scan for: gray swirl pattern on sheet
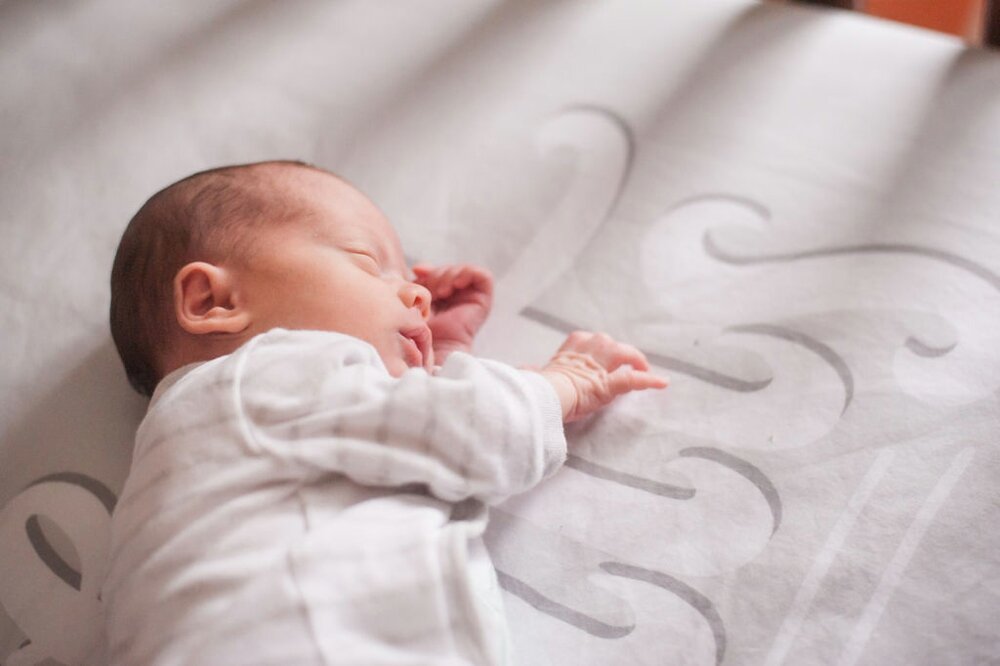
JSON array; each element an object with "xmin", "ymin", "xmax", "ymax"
[
  {"xmin": 24, "ymin": 473, "xmax": 117, "ymax": 592},
  {"xmin": 1, "ymin": 472, "xmax": 116, "ymax": 665},
  {"xmin": 680, "ymin": 447, "xmax": 782, "ymax": 535},
  {"xmin": 601, "ymin": 561, "xmax": 726, "ymax": 666},
  {"xmin": 497, "ymin": 555, "xmax": 727, "ymax": 664},
  {"xmin": 558, "ymin": 103, "xmax": 637, "ymax": 211},
  {"xmin": 28, "ymin": 472, "xmax": 117, "ymax": 514},
  {"xmin": 904, "ymin": 337, "xmax": 957, "ymax": 358},
  {"xmin": 25, "ymin": 516, "xmax": 81, "ymax": 591},
  {"xmin": 727, "ymin": 323, "xmax": 855, "ymax": 415},
  {"xmin": 496, "ymin": 570, "xmax": 635, "ymax": 639},
  {"xmin": 703, "ymin": 232, "xmax": 1000, "ymax": 293},
  {"xmin": 564, "ymin": 454, "xmax": 695, "ymax": 499}
]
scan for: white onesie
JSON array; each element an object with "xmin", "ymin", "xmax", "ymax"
[{"xmin": 102, "ymin": 328, "xmax": 567, "ymax": 665}]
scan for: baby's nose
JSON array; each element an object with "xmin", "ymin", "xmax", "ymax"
[{"xmin": 399, "ymin": 282, "xmax": 432, "ymax": 320}]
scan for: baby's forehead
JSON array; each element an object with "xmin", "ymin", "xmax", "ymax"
[{"xmin": 272, "ymin": 167, "xmax": 412, "ymax": 278}]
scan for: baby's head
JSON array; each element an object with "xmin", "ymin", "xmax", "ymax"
[{"xmin": 110, "ymin": 160, "xmax": 433, "ymax": 397}]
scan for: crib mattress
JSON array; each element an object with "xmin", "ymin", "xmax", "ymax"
[{"xmin": 2, "ymin": 1, "xmax": 999, "ymax": 664}]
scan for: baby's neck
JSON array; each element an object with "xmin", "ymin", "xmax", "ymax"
[{"xmin": 159, "ymin": 330, "xmax": 253, "ymax": 384}]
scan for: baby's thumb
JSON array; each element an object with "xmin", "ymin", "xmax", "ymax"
[
  {"xmin": 608, "ymin": 367, "xmax": 669, "ymax": 395},
  {"xmin": 412, "ymin": 264, "xmax": 442, "ymax": 283}
]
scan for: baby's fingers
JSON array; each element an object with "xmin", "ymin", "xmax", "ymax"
[
  {"xmin": 412, "ymin": 264, "xmax": 439, "ymax": 278},
  {"xmin": 414, "ymin": 264, "xmax": 457, "ymax": 299},
  {"xmin": 607, "ymin": 367, "xmax": 669, "ymax": 396},
  {"xmin": 412, "ymin": 264, "xmax": 443, "ymax": 290},
  {"xmin": 454, "ymin": 264, "xmax": 494, "ymax": 295},
  {"xmin": 606, "ymin": 343, "xmax": 651, "ymax": 374},
  {"xmin": 413, "ymin": 264, "xmax": 493, "ymax": 300}
]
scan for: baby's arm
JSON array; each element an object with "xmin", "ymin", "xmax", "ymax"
[
  {"xmin": 237, "ymin": 330, "xmax": 562, "ymax": 506},
  {"xmin": 237, "ymin": 330, "xmax": 666, "ymax": 507}
]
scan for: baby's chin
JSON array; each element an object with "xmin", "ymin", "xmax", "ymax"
[{"xmin": 385, "ymin": 354, "xmax": 419, "ymax": 377}]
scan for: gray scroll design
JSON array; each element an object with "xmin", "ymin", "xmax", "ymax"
[
  {"xmin": 565, "ymin": 455, "xmax": 695, "ymax": 500},
  {"xmin": 496, "ymin": 563, "xmax": 726, "ymax": 666},
  {"xmin": 25, "ymin": 515, "xmax": 81, "ymax": 592},
  {"xmin": 557, "ymin": 103, "xmax": 637, "ymax": 212},
  {"xmin": 727, "ymin": 323, "xmax": 855, "ymax": 415},
  {"xmin": 28, "ymin": 472, "xmax": 117, "ymax": 513},
  {"xmin": 567, "ymin": 447, "xmax": 782, "ymax": 536},
  {"xmin": 22, "ymin": 473, "xmax": 117, "ymax": 592},
  {"xmin": 703, "ymin": 231, "xmax": 995, "ymax": 370},
  {"xmin": 703, "ymin": 232, "xmax": 1000, "ymax": 293},
  {"xmin": 495, "ymin": 570, "xmax": 635, "ymax": 639},
  {"xmin": 601, "ymin": 562, "xmax": 726, "ymax": 666},
  {"xmin": 679, "ymin": 447, "xmax": 783, "ymax": 535},
  {"xmin": 905, "ymin": 337, "xmax": 957, "ymax": 358}
]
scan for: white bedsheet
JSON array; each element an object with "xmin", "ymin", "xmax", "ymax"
[{"xmin": 2, "ymin": 1, "xmax": 999, "ymax": 664}]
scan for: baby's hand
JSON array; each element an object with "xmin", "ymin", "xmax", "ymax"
[
  {"xmin": 412, "ymin": 263, "xmax": 494, "ymax": 360},
  {"xmin": 538, "ymin": 332, "xmax": 668, "ymax": 423}
]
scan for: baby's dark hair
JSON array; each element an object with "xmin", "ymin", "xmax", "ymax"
[{"xmin": 110, "ymin": 159, "xmax": 325, "ymax": 397}]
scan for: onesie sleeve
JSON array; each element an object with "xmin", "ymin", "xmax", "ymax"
[{"xmin": 233, "ymin": 329, "xmax": 567, "ymax": 505}]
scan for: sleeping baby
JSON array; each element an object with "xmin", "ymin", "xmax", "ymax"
[{"xmin": 103, "ymin": 160, "xmax": 668, "ymax": 665}]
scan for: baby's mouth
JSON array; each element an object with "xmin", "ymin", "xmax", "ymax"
[{"xmin": 400, "ymin": 326, "xmax": 433, "ymax": 370}]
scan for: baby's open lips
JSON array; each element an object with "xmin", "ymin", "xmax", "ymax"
[{"xmin": 400, "ymin": 325, "xmax": 433, "ymax": 370}]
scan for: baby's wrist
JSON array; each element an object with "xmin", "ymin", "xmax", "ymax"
[
  {"xmin": 432, "ymin": 340, "xmax": 472, "ymax": 364},
  {"xmin": 539, "ymin": 352, "xmax": 610, "ymax": 422},
  {"xmin": 538, "ymin": 369, "xmax": 579, "ymax": 422}
]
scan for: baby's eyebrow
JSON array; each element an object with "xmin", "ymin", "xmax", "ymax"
[
  {"xmin": 377, "ymin": 248, "xmax": 412, "ymax": 281},
  {"xmin": 399, "ymin": 252, "xmax": 417, "ymax": 282}
]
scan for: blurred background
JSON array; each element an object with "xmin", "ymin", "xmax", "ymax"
[{"xmin": 785, "ymin": 0, "xmax": 997, "ymax": 45}]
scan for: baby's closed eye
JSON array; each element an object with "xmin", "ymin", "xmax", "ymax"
[{"xmin": 348, "ymin": 251, "xmax": 380, "ymax": 274}]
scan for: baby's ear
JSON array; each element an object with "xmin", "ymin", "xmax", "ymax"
[{"xmin": 173, "ymin": 262, "xmax": 250, "ymax": 335}]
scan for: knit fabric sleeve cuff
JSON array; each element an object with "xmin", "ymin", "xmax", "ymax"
[{"xmin": 519, "ymin": 369, "xmax": 568, "ymax": 478}]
